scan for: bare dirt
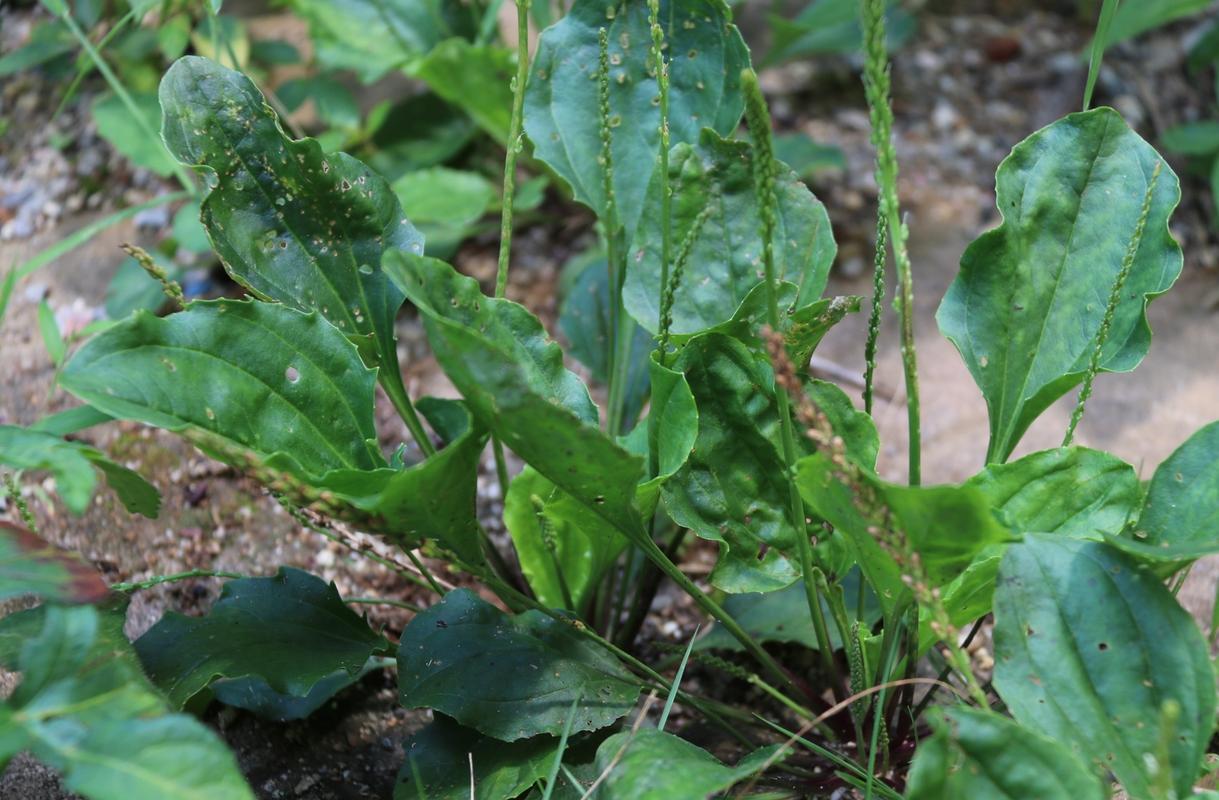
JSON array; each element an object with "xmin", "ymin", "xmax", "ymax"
[{"xmin": 2, "ymin": 1, "xmax": 1218, "ymax": 798}]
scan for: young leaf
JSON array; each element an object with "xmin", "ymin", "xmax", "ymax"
[
  {"xmin": 0, "ymin": 424, "xmax": 160, "ymax": 517},
  {"xmin": 395, "ymin": 714, "xmax": 558, "ymax": 800},
  {"xmin": 992, "ymin": 535, "xmax": 1216, "ymax": 798},
  {"xmin": 158, "ymin": 56, "xmax": 424, "ymax": 379},
  {"xmin": 523, "ymin": 0, "xmax": 750, "ymax": 237},
  {"xmin": 592, "ymin": 728, "xmax": 781, "ymax": 799},
  {"xmin": 1, "ymin": 605, "xmax": 254, "ymax": 800},
  {"xmin": 624, "ymin": 129, "xmax": 836, "ymax": 334},
  {"xmin": 397, "ymin": 589, "xmax": 639, "ymax": 741},
  {"xmin": 383, "ymin": 251, "xmax": 645, "ymax": 535},
  {"xmin": 906, "ymin": 707, "xmax": 1107, "ymax": 800},
  {"xmin": 937, "ymin": 107, "xmax": 1182, "ymax": 463},
  {"xmin": 0, "ymin": 521, "xmax": 109, "ymax": 604},
  {"xmin": 61, "ymin": 299, "xmax": 385, "ymax": 478},
  {"xmin": 1112, "ymin": 420, "xmax": 1219, "ymax": 561},
  {"xmin": 503, "ymin": 466, "xmax": 629, "ymax": 611},
  {"xmin": 134, "ymin": 567, "xmax": 387, "ymax": 710}
]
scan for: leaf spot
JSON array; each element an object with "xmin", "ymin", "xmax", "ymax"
[{"xmin": 285, "ymin": 366, "xmax": 301, "ymax": 383}]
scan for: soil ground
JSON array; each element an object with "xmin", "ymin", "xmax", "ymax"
[{"xmin": 2, "ymin": 1, "xmax": 1219, "ymax": 797}]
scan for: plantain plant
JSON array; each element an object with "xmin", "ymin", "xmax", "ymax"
[{"xmin": 2, "ymin": 0, "xmax": 1218, "ymax": 798}]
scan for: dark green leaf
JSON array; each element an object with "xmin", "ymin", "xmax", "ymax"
[
  {"xmin": 135, "ymin": 567, "xmax": 387, "ymax": 709},
  {"xmin": 1162, "ymin": 120, "xmax": 1219, "ymax": 156},
  {"xmin": 250, "ymin": 39, "xmax": 301, "ymax": 66},
  {"xmin": 1113, "ymin": 421, "xmax": 1219, "ymax": 561},
  {"xmin": 277, "ymin": 74, "xmax": 360, "ymax": 130},
  {"xmin": 397, "ymin": 589, "xmax": 639, "ymax": 740},
  {"xmin": 906, "ymin": 707, "xmax": 1107, "ymax": 800},
  {"xmin": 992, "ymin": 536, "xmax": 1216, "ymax": 798},
  {"xmin": 0, "ymin": 521, "xmax": 108, "ymax": 603},
  {"xmin": 410, "ymin": 39, "xmax": 514, "ymax": 145},
  {"xmin": 625, "ymin": 129, "xmax": 836, "ymax": 334},
  {"xmin": 937, "ymin": 107, "xmax": 1182, "ymax": 463},
  {"xmin": 384, "ymin": 252, "xmax": 645, "ymax": 537},
  {"xmin": 210, "ymin": 666, "xmax": 371, "ymax": 721},
  {"xmin": 159, "ymin": 56, "xmax": 423, "ymax": 377},
  {"xmin": 62, "ymin": 299, "xmax": 385, "ymax": 477},
  {"xmin": 523, "ymin": 0, "xmax": 750, "ymax": 237},
  {"xmin": 368, "ymin": 93, "xmax": 477, "ymax": 180},
  {"xmin": 593, "ymin": 728, "xmax": 780, "ymax": 799},
  {"xmin": 1, "ymin": 605, "xmax": 254, "ymax": 800},
  {"xmin": 92, "ymin": 92, "xmax": 178, "ymax": 176},
  {"xmin": 772, "ymin": 132, "xmax": 846, "ymax": 178},
  {"xmin": 0, "ymin": 424, "xmax": 160, "ymax": 517},
  {"xmin": 395, "ymin": 714, "xmax": 558, "ymax": 800}
]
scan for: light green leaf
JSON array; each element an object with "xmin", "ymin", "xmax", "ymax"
[
  {"xmin": 523, "ymin": 0, "xmax": 750, "ymax": 237},
  {"xmin": 397, "ymin": 589, "xmax": 639, "ymax": 740},
  {"xmin": 394, "ymin": 714, "xmax": 558, "ymax": 800},
  {"xmin": 159, "ymin": 56, "xmax": 423, "ymax": 378},
  {"xmin": 0, "ymin": 605, "xmax": 253, "ymax": 800},
  {"xmin": 992, "ymin": 535, "xmax": 1216, "ymax": 798},
  {"xmin": 0, "ymin": 20, "xmax": 74, "ymax": 77},
  {"xmin": 906, "ymin": 707, "xmax": 1107, "ymax": 800},
  {"xmin": 392, "ymin": 166, "xmax": 496, "ymax": 256},
  {"xmin": 625, "ymin": 129, "xmax": 836, "ymax": 334},
  {"xmin": 384, "ymin": 251, "xmax": 645, "ymax": 536},
  {"xmin": 0, "ymin": 424, "xmax": 160, "ymax": 517},
  {"xmin": 62, "ymin": 299, "xmax": 383, "ymax": 478},
  {"xmin": 91, "ymin": 92, "xmax": 179, "ymax": 177},
  {"xmin": 105, "ymin": 254, "xmax": 180, "ymax": 319},
  {"xmin": 593, "ymin": 728, "xmax": 781, "ymax": 799},
  {"xmin": 410, "ymin": 39, "xmax": 514, "ymax": 144},
  {"xmin": 773, "ymin": 132, "xmax": 845, "ymax": 178},
  {"xmin": 1099, "ymin": 0, "xmax": 1212, "ymax": 48},
  {"xmin": 1112, "ymin": 420, "xmax": 1219, "ymax": 561},
  {"xmin": 937, "ymin": 107, "xmax": 1182, "ymax": 463},
  {"xmin": 134, "ymin": 567, "xmax": 387, "ymax": 710},
  {"xmin": 504, "ymin": 466, "xmax": 628, "ymax": 612},
  {"xmin": 0, "ymin": 521, "xmax": 108, "ymax": 604}
]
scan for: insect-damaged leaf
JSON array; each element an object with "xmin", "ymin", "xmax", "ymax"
[
  {"xmin": 0, "ymin": 521, "xmax": 108, "ymax": 604},
  {"xmin": 906, "ymin": 707, "xmax": 1107, "ymax": 800},
  {"xmin": 135, "ymin": 567, "xmax": 387, "ymax": 710},
  {"xmin": 992, "ymin": 536, "xmax": 1216, "ymax": 798},
  {"xmin": 625, "ymin": 128, "xmax": 836, "ymax": 335},
  {"xmin": 523, "ymin": 0, "xmax": 750, "ymax": 238},
  {"xmin": 937, "ymin": 107, "xmax": 1182, "ymax": 463},
  {"xmin": 159, "ymin": 56, "xmax": 423, "ymax": 381},
  {"xmin": 384, "ymin": 251, "xmax": 645, "ymax": 538},
  {"xmin": 397, "ymin": 589, "xmax": 639, "ymax": 741}
]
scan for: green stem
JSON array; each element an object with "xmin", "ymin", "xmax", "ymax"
[
  {"xmin": 861, "ymin": 0, "xmax": 921, "ymax": 485},
  {"xmin": 111, "ymin": 568, "xmax": 246, "ymax": 592},
  {"xmin": 57, "ymin": 11, "xmax": 196, "ymax": 196},
  {"xmin": 405, "ymin": 548, "xmax": 446, "ymax": 596},
  {"xmin": 742, "ymin": 68, "xmax": 842, "ymax": 700},
  {"xmin": 380, "ymin": 370, "xmax": 435, "ymax": 458}
]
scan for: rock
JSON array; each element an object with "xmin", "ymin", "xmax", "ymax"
[{"xmin": 134, "ymin": 204, "xmax": 170, "ymax": 231}]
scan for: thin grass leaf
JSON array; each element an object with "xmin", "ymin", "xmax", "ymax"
[{"xmin": 658, "ymin": 624, "xmax": 698, "ymax": 731}]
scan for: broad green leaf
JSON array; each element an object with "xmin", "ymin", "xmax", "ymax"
[
  {"xmin": 395, "ymin": 714, "xmax": 557, "ymax": 800},
  {"xmin": 0, "ymin": 424, "xmax": 160, "ymax": 517},
  {"xmin": 62, "ymin": 299, "xmax": 385, "ymax": 477},
  {"xmin": 504, "ymin": 466, "xmax": 628, "ymax": 612},
  {"xmin": 276, "ymin": 74, "xmax": 360, "ymax": 130},
  {"xmin": 1099, "ymin": 0, "xmax": 1212, "ymax": 48},
  {"xmin": 134, "ymin": 567, "xmax": 387, "ymax": 709},
  {"xmin": 410, "ymin": 39, "xmax": 514, "ymax": 145},
  {"xmin": 384, "ymin": 252, "xmax": 645, "ymax": 536},
  {"xmin": 773, "ymin": 132, "xmax": 846, "ymax": 178},
  {"xmin": 397, "ymin": 589, "xmax": 639, "ymax": 740},
  {"xmin": 368, "ymin": 93, "xmax": 477, "ymax": 180},
  {"xmin": 91, "ymin": 92, "xmax": 178, "ymax": 177},
  {"xmin": 593, "ymin": 728, "xmax": 780, "ymax": 799},
  {"xmin": 159, "ymin": 56, "xmax": 424, "ymax": 378},
  {"xmin": 992, "ymin": 536, "xmax": 1216, "ymax": 798},
  {"xmin": 906, "ymin": 707, "xmax": 1107, "ymax": 800},
  {"xmin": 937, "ymin": 107, "xmax": 1182, "ymax": 463},
  {"xmin": 966, "ymin": 446, "xmax": 1140, "ymax": 539},
  {"xmin": 0, "ymin": 521, "xmax": 108, "ymax": 603},
  {"xmin": 558, "ymin": 249, "xmax": 652, "ymax": 431},
  {"xmin": 662, "ymin": 333, "xmax": 876, "ymax": 593},
  {"xmin": 0, "ymin": 605, "xmax": 254, "ymax": 800},
  {"xmin": 523, "ymin": 0, "xmax": 750, "ymax": 237},
  {"xmin": 763, "ymin": 0, "xmax": 914, "ymax": 65},
  {"xmin": 625, "ymin": 129, "xmax": 836, "ymax": 334},
  {"xmin": 1113, "ymin": 420, "xmax": 1219, "ymax": 561},
  {"xmin": 287, "ymin": 0, "xmax": 479, "ymax": 82},
  {"xmin": 1162, "ymin": 120, "xmax": 1219, "ymax": 156},
  {"xmin": 209, "ymin": 664, "xmax": 372, "ymax": 721},
  {"xmin": 937, "ymin": 544, "xmax": 1004, "ymax": 633},
  {"xmin": 393, "ymin": 166, "xmax": 496, "ymax": 257}
]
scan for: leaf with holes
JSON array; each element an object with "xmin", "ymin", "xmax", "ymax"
[
  {"xmin": 624, "ymin": 128, "xmax": 836, "ymax": 334},
  {"xmin": 397, "ymin": 589, "xmax": 639, "ymax": 741},
  {"xmin": 523, "ymin": 0, "xmax": 750, "ymax": 238},
  {"xmin": 0, "ymin": 521, "xmax": 108, "ymax": 604},
  {"xmin": 159, "ymin": 56, "xmax": 423, "ymax": 383},
  {"xmin": 937, "ymin": 108, "xmax": 1182, "ymax": 463},
  {"xmin": 906, "ymin": 707, "xmax": 1107, "ymax": 800},
  {"xmin": 992, "ymin": 535, "xmax": 1216, "ymax": 798},
  {"xmin": 135, "ymin": 567, "xmax": 387, "ymax": 710}
]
